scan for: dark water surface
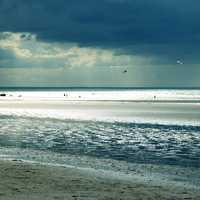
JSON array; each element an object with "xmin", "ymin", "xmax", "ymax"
[{"xmin": 0, "ymin": 115, "xmax": 199, "ymax": 167}]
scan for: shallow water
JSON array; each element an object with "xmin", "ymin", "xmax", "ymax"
[{"xmin": 0, "ymin": 115, "xmax": 199, "ymax": 167}]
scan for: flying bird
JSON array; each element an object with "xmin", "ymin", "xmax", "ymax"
[
  {"xmin": 123, "ymin": 69, "xmax": 127, "ymax": 73},
  {"xmin": 176, "ymin": 60, "xmax": 183, "ymax": 65}
]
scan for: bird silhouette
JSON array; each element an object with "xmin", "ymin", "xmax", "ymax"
[
  {"xmin": 123, "ymin": 69, "xmax": 127, "ymax": 73},
  {"xmin": 176, "ymin": 60, "xmax": 183, "ymax": 65}
]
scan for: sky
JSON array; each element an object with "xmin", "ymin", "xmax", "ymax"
[{"xmin": 0, "ymin": 0, "xmax": 200, "ymax": 87}]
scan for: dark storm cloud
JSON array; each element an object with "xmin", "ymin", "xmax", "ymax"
[
  {"xmin": 0, "ymin": 0, "xmax": 199, "ymax": 45},
  {"xmin": 0, "ymin": 0, "xmax": 200, "ymax": 66}
]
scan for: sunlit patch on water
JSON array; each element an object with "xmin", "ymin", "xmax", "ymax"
[{"xmin": 0, "ymin": 115, "xmax": 200, "ymax": 167}]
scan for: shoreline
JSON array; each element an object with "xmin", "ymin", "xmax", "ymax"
[
  {"xmin": 0, "ymin": 146, "xmax": 199, "ymax": 187},
  {"xmin": 0, "ymin": 159, "xmax": 199, "ymax": 200}
]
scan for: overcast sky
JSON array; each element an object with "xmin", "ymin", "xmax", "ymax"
[{"xmin": 0, "ymin": 0, "xmax": 200, "ymax": 87}]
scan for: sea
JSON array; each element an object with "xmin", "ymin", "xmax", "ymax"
[{"xmin": 0, "ymin": 87, "xmax": 200, "ymax": 186}]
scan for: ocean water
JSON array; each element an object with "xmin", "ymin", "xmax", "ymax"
[
  {"xmin": 0, "ymin": 89, "xmax": 200, "ymax": 182},
  {"xmin": 0, "ymin": 115, "xmax": 199, "ymax": 168}
]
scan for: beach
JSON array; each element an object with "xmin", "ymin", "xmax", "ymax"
[
  {"xmin": 0, "ymin": 159, "xmax": 200, "ymax": 200},
  {"xmin": 0, "ymin": 89, "xmax": 200, "ymax": 199}
]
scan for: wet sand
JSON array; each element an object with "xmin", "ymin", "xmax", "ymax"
[{"xmin": 0, "ymin": 160, "xmax": 199, "ymax": 200}]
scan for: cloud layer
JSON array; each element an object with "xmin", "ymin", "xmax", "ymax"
[
  {"xmin": 0, "ymin": 0, "xmax": 199, "ymax": 46},
  {"xmin": 0, "ymin": 0, "xmax": 200, "ymax": 86},
  {"xmin": 0, "ymin": 32, "xmax": 153, "ymax": 69}
]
